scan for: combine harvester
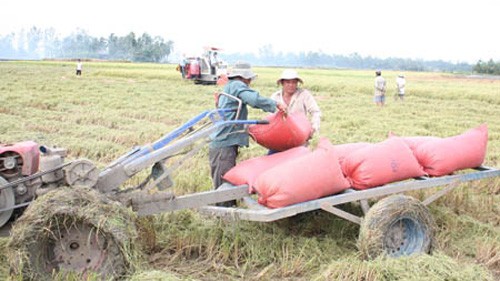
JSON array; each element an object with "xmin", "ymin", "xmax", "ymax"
[
  {"xmin": 1, "ymin": 97, "xmax": 498, "ymax": 279},
  {"xmin": 182, "ymin": 46, "xmax": 228, "ymax": 85}
]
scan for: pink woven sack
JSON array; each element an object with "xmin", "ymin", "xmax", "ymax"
[
  {"xmin": 223, "ymin": 146, "xmax": 311, "ymax": 188},
  {"xmin": 248, "ymin": 111, "xmax": 312, "ymax": 151},
  {"xmin": 254, "ymin": 141, "xmax": 350, "ymax": 208},
  {"xmin": 413, "ymin": 124, "xmax": 488, "ymax": 176},
  {"xmin": 342, "ymin": 137, "xmax": 425, "ymax": 190}
]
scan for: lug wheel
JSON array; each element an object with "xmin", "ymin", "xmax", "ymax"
[
  {"xmin": 49, "ymin": 222, "xmax": 115, "ymax": 274},
  {"xmin": 7, "ymin": 186, "xmax": 139, "ymax": 280},
  {"xmin": 358, "ymin": 195, "xmax": 435, "ymax": 259}
]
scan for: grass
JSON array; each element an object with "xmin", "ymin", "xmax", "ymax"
[{"xmin": 0, "ymin": 60, "xmax": 499, "ymax": 280}]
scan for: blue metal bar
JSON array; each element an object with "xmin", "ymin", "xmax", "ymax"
[
  {"xmin": 207, "ymin": 107, "xmax": 237, "ymax": 123},
  {"xmin": 120, "ymin": 110, "xmax": 211, "ymax": 166},
  {"xmin": 123, "ymin": 118, "xmax": 266, "ymax": 175},
  {"xmin": 214, "ymin": 119, "xmax": 269, "ymax": 126},
  {"xmin": 151, "ymin": 110, "xmax": 212, "ymax": 150}
]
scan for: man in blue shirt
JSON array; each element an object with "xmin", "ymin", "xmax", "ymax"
[{"xmin": 209, "ymin": 62, "xmax": 286, "ymax": 206}]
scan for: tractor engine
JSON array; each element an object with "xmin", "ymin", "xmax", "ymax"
[
  {"xmin": 0, "ymin": 141, "xmax": 39, "ymax": 179},
  {"xmin": 0, "ymin": 141, "xmax": 70, "ymax": 206},
  {"xmin": 0, "ymin": 141, "xmax": 41, "ymax": 205}
]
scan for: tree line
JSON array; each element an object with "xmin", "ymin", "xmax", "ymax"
[
  {"xmin": 473, "ymin": 59, "xmax": 500, "ymax": 75},
  {"xmin": 0, "ymin": 27, "xmax": 173, "ymax": 62},
  {"xmin": 1, "ymin": 27, "xmax": 498, "ymax": 74},
  {"xmin": 223, "ymin": 45, "xmax": 474, "ymax": 73}
]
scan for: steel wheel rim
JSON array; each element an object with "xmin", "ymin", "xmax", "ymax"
[
  {"xmin": 384, "ymin": 217, "xmax": 425, "ymax": 257},
  {"xmin": 49, "ymin": 223, "xmax": 109, "ymax": 273}
]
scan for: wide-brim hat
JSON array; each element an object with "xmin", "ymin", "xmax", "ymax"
[
  {"xmin": 227, "ymin": 62, "xmax": 257, "ymax": 80},
  {"xmin": 276, "ymin": 69, "xmax": 303, "ymax": 84}
]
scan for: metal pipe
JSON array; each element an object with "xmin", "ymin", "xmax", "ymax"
[
  {"xmin": 123, "ymin": 119, "xmax": 266, "ymax": 176},
  {"xmin": 119, "ymin": 110, "xmax": 211, "ymax": 166}
]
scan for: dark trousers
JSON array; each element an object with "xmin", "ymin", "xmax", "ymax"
[{"xmin": 209, "ymin": 145, "xmax": 238, "ymax": 206}]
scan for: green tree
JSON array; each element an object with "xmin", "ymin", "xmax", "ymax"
[
  {"xmin": 26, "ymin": 26, "xmax": 44, "ymax": 59},
  {"xmin": 108, "ymin": 32, "xmax": 137, "ymax": 61},
  {"xmin": 42, "ymin": 28, "xmax": 60, "ymax": 58},
  {"xmin": 0, "ymin": 33, "xmax": 17, "ymax": 58},
  {"xmin": 474, "ymin": 59, "xmax": 500, "ymax": 75},
  {"xmin": 133, "ymin": 33, "xmax": 173, "ymax": 62},
  {"xmin": 60, "ymin": 29, "xmax": 96, "ymax": 58}
]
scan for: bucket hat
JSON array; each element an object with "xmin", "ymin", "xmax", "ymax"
[
  {"xmin": 227, "ymin": 62, "xmax": 257, "ymax": 80},
  {"xmin": 276, "ymin": 69, "xmax": 303, "ymax": 85}
]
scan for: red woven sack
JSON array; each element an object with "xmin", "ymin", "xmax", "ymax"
[
  {"xmin": 222, "ymin": 146, "xmax": 310, "ymax": 188},
  {"xmin": 248, "ymin": 111, "xmax": 313, "ymax": 151},
  {"xmin": 315, "ymin": 137, "xmax": 370, "ymax": 165},
  {"xmin": 414, "ymin": 123, "xmax": 488, "ymax": 176},
  {"xmin": 388, "ymin": 132, "xmax": 441, "ymax": 151},
  {"xmin": 315, "ymin": 137, "xmax": 335, "ymax": 151},
  {"xmin": 342, "ymin": 137, "xmax": 425, "ymax": 190},
  {"xmin": 334, "ymin": 142, "xmax": 371, "ymax": 166},
  {"xmin": 254, "ymin": 144, "xmax": 350, "ymax": 208}
]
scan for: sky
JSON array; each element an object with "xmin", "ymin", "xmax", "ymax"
[{"xmin": 1, "ymin": 0, "xmax": 499, "ymax": 63}]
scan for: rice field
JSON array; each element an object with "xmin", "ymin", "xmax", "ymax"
[{"xmin": 0, "ymin": 60, "xmax": 499, "ymax": 280}]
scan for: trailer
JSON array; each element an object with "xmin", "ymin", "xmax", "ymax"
[
  {"xmin": 134, "ymin": 166, "xmax": 499, "ymax": 259},
  {"xmin": 2, "ymin": 97, "xmax": 499, "ymax": 280}
]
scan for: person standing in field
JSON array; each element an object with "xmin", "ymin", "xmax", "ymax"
[
  {"xmin": 270, "ymin": 69, "xmax": 322, "ymax": 137},
  {"xmin": 374, "ymin": 70, "xmax": 386, "ymax": 107},
  {"xmin": 395, "ymin": 73, "xmax": 406, "ymax": 102},
  {"xmin": 189, "ymin": 57, "xmax": 201, "ymax": 79},
  {"xmin": 209, "ymin": 62, "xmax": 286, "ymax": 206},
  {"xmin": 179, "ymin": 54, "xmax": 187, "ymax": 79},
  {"xmin": 76, "ymin": 59, "xmax": 82, "ymax": 76},
  {"xmin": 209, "ymin": 51, "xmax": 220, "ymax": 75}
]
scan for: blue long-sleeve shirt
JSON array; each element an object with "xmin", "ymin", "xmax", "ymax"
[{"xmin": 210, "ymin": 80, "xmax": 277, "ymax": 148}]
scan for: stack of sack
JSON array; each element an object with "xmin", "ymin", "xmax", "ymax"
[
  {"xmin": 224, "ymin": 115, "xmax": 488, "ymax": 209},
  {"xmin": 224, "ymin": 139, "xmax": 350, "ymax": 208}
]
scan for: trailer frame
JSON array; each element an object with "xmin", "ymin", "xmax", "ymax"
[{"xmin": 132, "ymin": 166, "xmax": 500, "ymax": 224}]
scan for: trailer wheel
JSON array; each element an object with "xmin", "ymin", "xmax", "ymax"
[
  {"xmin": 0, "ymin": 176, "xmax": 15, "ymax": 228},
  {"xmin": 358, "ymin": 194, "xmax": 435, "ymax": 259},
  {"xmin": 7, "ymin": 186, "xmax": 139, "ymax": 280}
]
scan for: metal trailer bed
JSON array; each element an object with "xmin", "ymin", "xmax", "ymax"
[
  {"xmin": 130, "ymin": 164, "xmax": 499, "ymax": 261},
  {"xmin": 135, "ymin": 166, "xmax": 500, "ymax": 225}
]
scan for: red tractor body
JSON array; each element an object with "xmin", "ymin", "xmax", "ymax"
[{"xmin": 0, "ymin": 141, "xmax": 40, "ymax": 179}]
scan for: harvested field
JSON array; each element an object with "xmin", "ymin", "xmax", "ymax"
[{"xmin": 0, "ymin": 61, "xmax": 499, "ymax": 280}]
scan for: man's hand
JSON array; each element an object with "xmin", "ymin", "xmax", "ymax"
[{"xmin": 276, "ymin": 101, "xmax": 287, "ymax": 113}]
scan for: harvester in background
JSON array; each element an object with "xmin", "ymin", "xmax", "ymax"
[{"xmin": 182, "ymin": 46, "xmax": 227, "ymax": 85}]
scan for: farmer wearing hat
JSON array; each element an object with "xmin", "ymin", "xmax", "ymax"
[
  {"xmin": 209, "ymin": 62, "xmax": 286, "ymax": 206},
  {"xmin": 271, "ymin": 69, "xmax": 321, "ymax": 137}
]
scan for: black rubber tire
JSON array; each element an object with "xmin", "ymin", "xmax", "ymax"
[
  {"xmin": 7, "ymin": 186, "xmax": 139, "ymax": 280},
  {"xmin": 358, "ymin": 194, "xmax": 435, "ymax": 259}
]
